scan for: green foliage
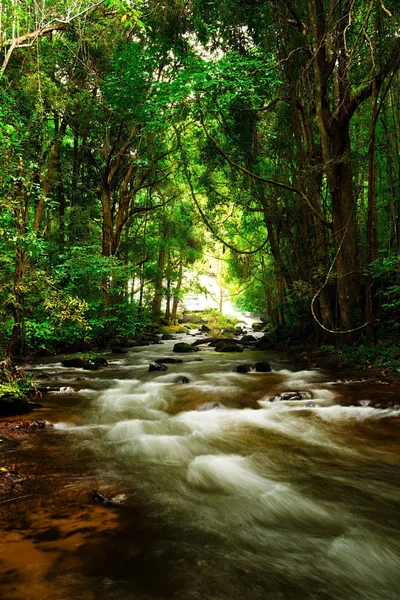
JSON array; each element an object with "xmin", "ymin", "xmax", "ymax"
[
  {"xmin": 327, "ymin": 344, "xmax": 400, "ymax": 375},
  {"xmin": 0, "ymin": 359, "xmax": 36, "ymax": 414}
]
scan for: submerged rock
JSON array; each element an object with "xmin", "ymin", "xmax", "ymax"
[
  {"xmin": 174, "ymin": 376, "xmax": 190, "ymax": 384},
  {"xmin": 268, "ymin": 391, "xmax": 314, "ymax": 402},
  {"xmin": 197, "ymin": 402, "xmax": 224, "ymax": 411},
  {"xmin": 173, "ymin": 343, "xmax": 199, "ymax": 353},
  {"xmin": 149, "ymin": 362, "xmax": 168, "ymax": 372},
  {"xmin": 92, "ymin": 489, "xmax": 116, "ymax": 507}
]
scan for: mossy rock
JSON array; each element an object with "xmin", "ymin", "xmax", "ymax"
[
  {"xmin": 0, "ymin": 388, "xmax": 31, "ymax": 416},
  {"xmin": 215, "ymin": 342, "xmax": 243, "ymax": 353},
  {"xmin": 173, "ymin": 343, "xmax": 199, "ymax": 353},
  {"xmin": 162, "ymin": 326, "xmax": 189, "ymax": 334}
]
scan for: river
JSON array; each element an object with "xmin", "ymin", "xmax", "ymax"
[{"xmin": 1, "ymin": 331, "xmax": 400, "ymax": 600}]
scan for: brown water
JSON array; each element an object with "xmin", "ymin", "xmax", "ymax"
[{"xmin": 1, "ymin": 334, "xmax": 400, "ymax": 600}]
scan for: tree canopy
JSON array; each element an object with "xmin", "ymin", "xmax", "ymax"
[{"xmin": 1, "ymin": 0, "xmax": 400, "ymax": 357}]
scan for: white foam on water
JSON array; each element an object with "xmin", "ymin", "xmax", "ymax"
[
  {"xmin": 313, "ymin": 405, "xmax": 395, "ymax": 421},
  {"xmin": 147, "ymin": 372, "xmax": 194, "ymax": 384},
  {"xmin": 50, "ymin": 386, "xmax": 76, "ymax": 394},
  {"xmin": 54, "ymin": 422, "xmax": 109, "ymax": 435},
  {"xmin": 277, "ymin": 368, "xmax": 324, "ymax": 382},
  {"xmin": 187, "ymin": 454, "xmax": 277, "ymax": 494},
  {"xmin": 28, "ymin": 362, "xmax": 63, "ymax": 370},
  {"xmin": 328, "ymin": 529, "xmax": 400, "ymax": 591},
  {"xmin": 118, "ymin": 432, "xmax": 200, "ymax": 464}
]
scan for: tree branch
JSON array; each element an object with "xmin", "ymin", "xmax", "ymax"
[{"xmin": 200, "ymin": 118, "xmax": 332, "ymax": 230}]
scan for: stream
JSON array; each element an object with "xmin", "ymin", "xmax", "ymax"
[{"xmin": 1, "ymin": 331, "xmax": 400, "ymax": 600}]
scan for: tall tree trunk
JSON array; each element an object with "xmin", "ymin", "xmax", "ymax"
[
  {"xmin": 70, "ymin": 132, "xmax": 79, "ymax": 243},
  {"xmin": 329, "ymin": 127, "xmax": 361, "ymax": 336},
  {"xmin": 365, "ymin": 80, "xmax": 379, "ymax": 343},
  {"xmin": 151, "ymin": 248, "xmax": 166, "ymax": 323},
  {"xmin": 33, "ymin": 117, "xmax": 67, "ymax": 231},
  {"xmin": 8, "ymin": 168, "xmax": 28, "ymax": 357},
  {"xmin": 171, "ymin": 256, "xmax": 183, "ymax": 325},
  {"xmin": 101, "ymin": 183, "xmax": 113, "ymax": 306},
  {"xmin": 8, "ymin": 247, "xmax": 25, "ymax": 357}
]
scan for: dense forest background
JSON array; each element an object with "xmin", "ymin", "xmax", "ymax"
[{"xmin": 1, "ymin": 0, "xmax": 400, "ymax": 363}]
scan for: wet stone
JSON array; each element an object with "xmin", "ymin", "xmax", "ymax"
[
  {"xmin": 241, "ymin": 334, "xmax": 256, "ymax": 342},
  {"xmin": 215, "ymin": 342, "xmax": 243, "ymax": 353},
  {"xmin": 254, "ymin": 361, "xmax": 272, "ymax": 373},
  {"xmin": 154, "ymin": 358, "xmax": 184, "ymax": 364},
  {"xmin": 234, "ymin": 364, "xmax": 252, "ymax": 373},
  {"xmin": 173, "ymin": 343, "xmax": 199, "ymax": 353},
  {"xmin": 197, "ymin": 402, "xmax": 224, "ymax": 411},
  {"xmin": 149, "ymin": 363, "xmax": 168, "ymax": 372},
  {"xmin": 174, "ymin": 376, "xmax": 190, "ymax": 384}
]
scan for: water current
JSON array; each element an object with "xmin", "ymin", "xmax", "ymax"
[{"xmin": 1, "ymin": 331, "xmax": 400, "ymax": 600}]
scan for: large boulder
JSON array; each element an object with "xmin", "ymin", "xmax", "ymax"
[
  {"xmin": 180, "ymin": 313, "xmax": 204, "ymax": 324},
  {"xmin": 241, "ymin": 334, "xmax": 256, "ymax": 342},
  {"xmin": 173, "ymin": 343, "xmax": 200, "ymax": 353},
  {"xmin": 254, "ymin": 361, "xmax": 272, "ymax": 373},
  {"xmin": 82, "ymin": 362, "xmax": 99, "ymax": 371},
  {"xmin": 93, "ymin": 357, "xmax": 109, "ymax": 367},
  {"xmin": 61, "ymin": 357, "xmax": 84, "ymax": 368},
  {"xmin": 234, "ymin": 364, "xmax": 251, "ymax": 373},
  {"xmin": 215, "ymin": 342, "xmax": 243, "ymax": 353}
]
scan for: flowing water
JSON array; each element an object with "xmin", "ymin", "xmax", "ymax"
[{"xmin": 1, "ymin": 333, "xmax": 400, "ymax": 600}]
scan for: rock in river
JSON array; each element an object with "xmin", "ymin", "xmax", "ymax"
[
  {"xmin": 174, "ymin": 376, "xmax": 190, "ymax": 384},
  {"xmin": 215, "ymin": 342, "xmax": 243, "ymax": 353},
  {"xmin": 154, "ymin": 358, "xmax": 184, "ymax": 364},
  {"xmin": 234, "ymin": 364, "xmax": 252, "ymax": 373},
  {"xmin": 254, "ymin": 361, "xmax": 272, "ymax": 372},
  {"xmin": 149, "ymin": 362, "xmax": 168, "ymax": 372},
  {"xmin": 173, "ymin": 343, "xmax": 199, "ymax": 353}
]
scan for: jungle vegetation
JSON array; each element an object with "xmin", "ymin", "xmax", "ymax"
[{"xmin": 1, "ymin": 0, "xmax": 400, "ymax": 361}]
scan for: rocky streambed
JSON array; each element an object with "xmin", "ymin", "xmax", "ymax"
[{"xmin": 1, "ymin": 328, "xmax": 400, "ymax": 600}]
